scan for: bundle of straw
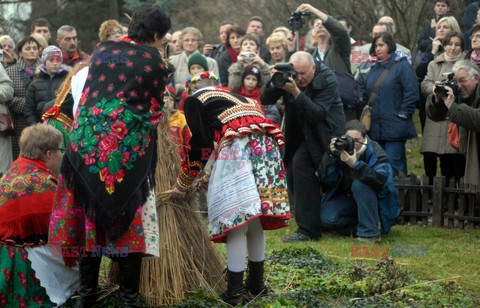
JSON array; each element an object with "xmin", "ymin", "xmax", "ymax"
[{"xmin": 109, "ymin": 112, "xmax": 225, "ymax": 306}]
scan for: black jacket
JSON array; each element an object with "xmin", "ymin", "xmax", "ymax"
[
  {"xmin": 261, "ymin": 61, "xmax": 345, "ymax": 169},
  {"xmin": 25, "ymin": 69, "xmax": 68, "ymax": 125},
  {"xmin": 217, "ymin": 49, "xmax": 233, "ymax": 87}
]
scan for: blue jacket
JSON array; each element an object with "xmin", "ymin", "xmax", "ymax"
[
  {"xmin": 364, "ymin": 54, "xmax": 419, "ymax": 141},
  {"xmin": 319, "ymin": 137, "xmax": 401, "ymax": 234}
]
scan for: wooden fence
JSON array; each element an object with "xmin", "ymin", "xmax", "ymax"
[{"xmin": 395, "ymin": 174, "xmax": 480, "ymax": 228}]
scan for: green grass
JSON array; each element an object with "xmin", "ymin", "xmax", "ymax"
[{"xmin": 264, "ymin": 219, "xmax": 480, "ymax": 295}]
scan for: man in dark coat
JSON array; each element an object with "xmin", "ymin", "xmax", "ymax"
[{"xmin": 261, "ymin": 51, "xmax": 345, "ymax": 242}]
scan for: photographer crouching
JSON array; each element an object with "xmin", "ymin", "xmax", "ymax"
[
  {"xmin": 261, "ymin": 51, "xmax": 345, "ymax": 242},
  {"xmin": 427, "ymin": 60, "xmax": 480, "ymax": 189},
  {"xmin": 319, "ymin": 120, "xmax": 401, "ymax": 243}
]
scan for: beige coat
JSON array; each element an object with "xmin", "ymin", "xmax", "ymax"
[
  {"xmin": 420, "ymin": 52, "xmax": 465, "ymax": 154},
  {"xmin": 0, "ymin": 64, "xmax": 14, "ymax": 173},
  {"xmin": 169, "ymin": 51, "xmax": 219, "ymax": 93}
]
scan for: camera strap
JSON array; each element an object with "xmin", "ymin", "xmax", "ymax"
[{"xmin": 367, "ymin": 67, "xmax": 392, "ymax": 107}]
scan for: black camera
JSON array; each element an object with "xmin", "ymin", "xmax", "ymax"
[
  {"xmin": 288, "ymin": 10, "xmax": 311, "ymax": 30},
  {"xmin": 271, "ymin": 63, "xmax": 297, "ymax": 88},
  {"xmin": 434, "ymin": 72, "xmax": 460, "ymax": 98},
  {"xmin": 334, "ymin": 135, "xmax": 355, "ymax": 155}
]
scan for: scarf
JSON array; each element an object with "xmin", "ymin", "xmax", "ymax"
[
  {"xmin": 19, "ymin": 58, "xmax": 37, "ymax": 89},
  {"xmin": 227, "ymin": 46, "xmax": 239, "ymax": 63},
  {"xmin": 356, "ymin": 138, "xmax": 368, "ymax": 159},
  {"xmin": 0, "ymin": 158, "xmax": 57, "ymax": 243},
  {"xmin": 470, "ymin": 50, "xmax": 480, "ymax": 66},
  {"xmin": 237, "ymin": 86, "xmax": 261, "ymax": 104}
]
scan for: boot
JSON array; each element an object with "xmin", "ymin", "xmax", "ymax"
[
  {"xmin": 220, "ymin": 270, "xmax": 245, "ymax": 306},
  {"xmin": 245, "ymin": 260, "xmax": 267, "ymax": 296},
  {"xmin": 75, "ymin": 253, "xmax": 102, "ymax": 308},
  {"xmin": 118, "ymin": 253, "xmax": 142, "ymax": 308}
]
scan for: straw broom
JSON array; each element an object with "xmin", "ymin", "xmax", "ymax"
[{"xmin": 109, "ymin": 111, "xmax": 225, "ymax": 306}]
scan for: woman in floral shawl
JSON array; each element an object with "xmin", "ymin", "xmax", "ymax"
[
  {"xmin": 172, "ymin": 73, "xmax": 290, "ymax": 305},
  {"xmin": 48, "ymin": 4, "xmax": 171, "ymax": 307},
  {"xmin": 0, "ymin": 124, "xmax": 78, "ymax": 307}
]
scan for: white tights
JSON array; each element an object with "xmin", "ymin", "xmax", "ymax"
[{"xmin": 226, "ymin": 217, "xmax": 265, "ymax": 272}]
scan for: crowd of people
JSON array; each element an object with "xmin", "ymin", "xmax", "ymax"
[{"xmin": 1, "ymin": 0, "xmax": 480, "ymax": 306}]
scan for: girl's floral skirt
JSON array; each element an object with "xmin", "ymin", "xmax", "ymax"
[{"xmin": 208, "ymin": 133, "xmax": 290, "ymax": 243}]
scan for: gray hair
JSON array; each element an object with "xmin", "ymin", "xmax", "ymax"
[
  {"xmin": 290, "ymin": 51, "xmax": 315, "ymax": 66},
  {"xmin": 180, "ymin": 27, "xmax": 203, "ymax": 46},
  {"xmin": 452, "ymin": 60, "xmax": 480, "ymax": 78},
  {"xmin": 20, "ymin": 124, "xmax": 63, "ymax": 160},
  {"xmin": 0, "ymin": 35, "xmax": 15, "ymax": 49},
  {"xmin": 57, "ymin": 25, "xmax": 76, "ymax": 39}
]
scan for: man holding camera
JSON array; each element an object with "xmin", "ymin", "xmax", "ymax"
[
  {"xmin": 319, "ymin": 120, "xmax": 401, "ymax": 242},
  {"xmin": 427, "ymin": 60, "xmax": 480, "ymax": 188},
  {"xmin": 261, "ymin": 51, "xmax": 345, "ymax": 242}
]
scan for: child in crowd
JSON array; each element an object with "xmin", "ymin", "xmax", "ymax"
[
  {"xmin": 236, "ymin": 65, "xmax": 280, "ymax": 124},
  {"xmin": 178, "ymin": 51, "xmax": 209, "ymax": 111},
  {"xmin": 25, "ymin": 46, "xmax": 68, "ymax": 126}
]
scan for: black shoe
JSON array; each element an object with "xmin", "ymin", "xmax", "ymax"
[
  {"xmin": 220, "ymin": 270, "xmax": 244, "ymax": 306},
  {"xmin": 118, "ymin": 253, "xmax": 142, "ymax": 308},
  {"xmin": 245, "ymin": 260, "xmax": 267, "ymax": 297},
  {"xmin": 283, "ymin": 232, "xmax": 317, "ymax": 242}
]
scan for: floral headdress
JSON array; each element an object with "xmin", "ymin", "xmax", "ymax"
[{"xmin": 184, "ymin": 71, "xmax": 220, "ymax": 89}]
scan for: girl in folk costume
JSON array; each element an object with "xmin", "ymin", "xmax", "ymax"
[
  {"xmin": 171, "ymin": 74, "xmax": 290, "ymax": 305},
  {"xmin": 48, "ymin": 4, "xmax": 171, "ymax": 307}
]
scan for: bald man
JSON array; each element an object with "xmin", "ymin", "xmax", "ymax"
[{"xmin": 261, "ymin": 51, "xmax": 346, "ymax": 242}]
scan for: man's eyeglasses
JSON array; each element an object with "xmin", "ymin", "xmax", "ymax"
[{"xmin": 456, "ymin": 76, "xmax": 474, "ymax": 85}]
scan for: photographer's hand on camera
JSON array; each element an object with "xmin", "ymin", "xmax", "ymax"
[
  {"xmin": 297, "ymin": 3, "xmax": 328, "ymax": 22},
  {"xmin": 283, "ymin": 77, "xmax": 301, "ymax": 98},
  {"xmin": 433, "ymin": 84, "xmax": 455, "ymax": 109},
  {"xmin": 339, "ymin": 149, "xmax": 357, "ymax": 167}
]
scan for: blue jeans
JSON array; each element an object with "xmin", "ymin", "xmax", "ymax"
[
  {"xmin": 378, "ymin": 141, "xmax": 407, "ymax": 177},
  {"xmin": 320, "ymin": 179, "xmax": 380, "ymax": 237}
]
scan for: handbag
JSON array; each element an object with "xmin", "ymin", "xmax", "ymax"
[
  {"xmin": 360, "ymin": 105, "xmax": 372, "ymax": 130},
  {"xmin": 360, "ymin": 67, "xmax": 392, "ymax": 131},
  {"xmin": 0, "ymin": 112, "xmax": 14, "ymax": 136},
  {"xmin": 448, "ymin": 122, "xmax": 460, "ymax": 150}
]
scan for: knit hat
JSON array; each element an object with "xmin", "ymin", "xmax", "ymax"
[
  {"xmin": 242, "ymin": 65, "xmax": 261, "ymax": 83},
  {"xmin": 187, "ymin": 51, "xmax": 208, "ymax": 72},
  {"xmin": 41, "ymin": 45, "xmax": 63, "ymax": 64}
]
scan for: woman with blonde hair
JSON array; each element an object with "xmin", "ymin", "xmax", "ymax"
[
  {"xmin": 266, "ymin": 32, "xmax": 288, "ymax": 64},
  {"xmin": 98, "ymin": 19, "xmax": 124, "ymax": 42}
]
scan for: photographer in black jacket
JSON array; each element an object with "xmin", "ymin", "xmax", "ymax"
[{"xmin": 261, "ymin": 51, "xmax": 345, "ymax": 242}]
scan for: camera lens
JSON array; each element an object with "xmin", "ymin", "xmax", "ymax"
[{"xmin": 271, "ymin": 72, "xmax": 287, "ymax": 88}]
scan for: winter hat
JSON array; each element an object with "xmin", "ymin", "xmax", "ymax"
[
  {"xmin": 41, "ymin": 45, "xmax": 63, "ymax": 64},
  {"xmin": 242, "ymin": 65, "xmax": 261, "ymax": 83},
  {"xmin": 187, "ymin": 51, "xmax": 208, "ymax": 72}
]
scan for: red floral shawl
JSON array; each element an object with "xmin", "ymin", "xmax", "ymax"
[{"xmin": 0, "ymin": 158, "xmax": 57, "ymax": 242}]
